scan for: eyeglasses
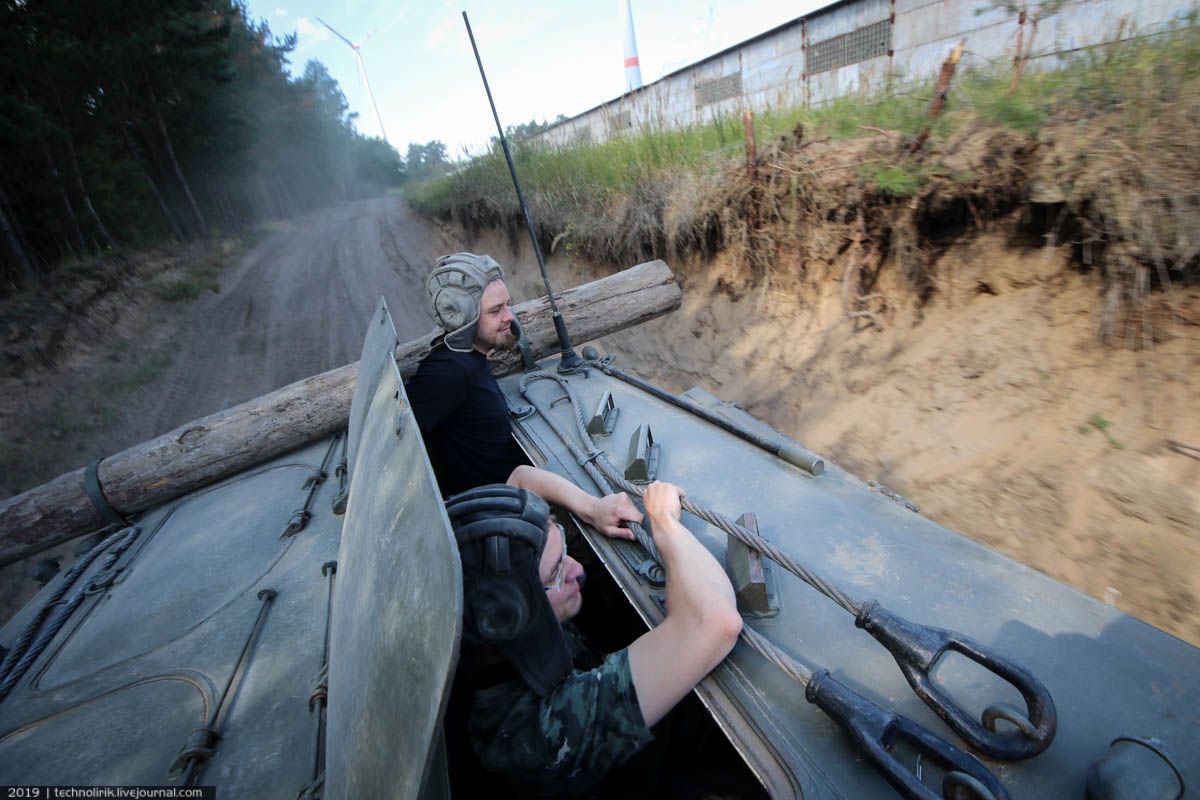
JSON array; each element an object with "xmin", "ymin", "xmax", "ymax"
[{"xmin": 544, "ymin": 523, "xmax": 567, "ymax": 592}]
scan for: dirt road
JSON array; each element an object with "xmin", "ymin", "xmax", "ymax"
[
  {"xmin": 121, "ymin": 196, "xmax": 450, "ymax": 444},
  {"xmin": 1, "ymin": 196, "xmax": 452, "ymax": 620}
]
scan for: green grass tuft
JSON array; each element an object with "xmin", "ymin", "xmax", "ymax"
[
  {"xmin": 1084, "ymin": 413, "xmax": 1125, "ymax": 448},
  {"xmin": 860, "ymin": 163, "xmax": 922, "ymax": 197}
]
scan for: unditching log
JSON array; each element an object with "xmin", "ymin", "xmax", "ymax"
[{"xmin": 0, "ymin": 259, "xmax": 682, "ymax": 566}]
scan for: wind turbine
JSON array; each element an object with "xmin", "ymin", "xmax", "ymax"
[{"xmin": 316, "ymin": 17, "xmax": 389, "ymax": 145}]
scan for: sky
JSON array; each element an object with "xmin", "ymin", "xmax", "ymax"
[{"xmin": 247, "ymin": 0, "xmax": 826, "ymax": 159}]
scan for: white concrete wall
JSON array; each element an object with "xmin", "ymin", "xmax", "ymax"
[{"xmin": 536, "ymin": 0, "xmax": 1194, "ymax": 147}]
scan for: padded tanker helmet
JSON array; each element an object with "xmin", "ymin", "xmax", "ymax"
[
  {"xmin": 445, "ymin": 484, "xmax": 572, "ymax": 697},
  {"xmin": 426, "ymin": 253, "xmax": 505, "ymax": 353}
]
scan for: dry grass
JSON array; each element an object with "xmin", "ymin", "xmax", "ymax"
[{"xmin": 411, "ymin": 19, "xmax": 1200, "ymax": 333}]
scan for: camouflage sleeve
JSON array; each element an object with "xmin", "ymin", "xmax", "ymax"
[{"xmin": 468, "ymin": 647, "xmax": 653, "ymax": 796}]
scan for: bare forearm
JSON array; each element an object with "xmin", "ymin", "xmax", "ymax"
[
  {"xmin": 627, "ymin": 504, "xmax": 742, "ymax": 725},
  {"xmin": 507, "ymin": 465, "xmax": 594, "ymax": 517},
  {"xmin": 652, "ymin": 513, "xmax": 740, "ymax": 631},
  {"xmin": 507, "ymin": 465, "xmax": 641, "ymax": 539}
]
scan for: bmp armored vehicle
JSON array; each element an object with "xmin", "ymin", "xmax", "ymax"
[{"xmin": 0, "ymin": 261, "xmax": 1195, "ymax": 799}]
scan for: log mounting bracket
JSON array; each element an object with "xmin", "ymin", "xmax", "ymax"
[
  {"xmin": 727, "ymin": 512, "xmax": 780, "ymax": 618},
  {"xmin": 84, "ymin": 458, "xmax": 128, "ymax": 528},
  {"xmin": 624, "ymin": 424, "xmax": 660, "ymax": 483}
]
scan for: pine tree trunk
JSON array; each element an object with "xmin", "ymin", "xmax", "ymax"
[
  {"xmin": 240, "ymin": 182, "xmax": 262, "ymax": 224},
  {"xmin": 199, "ymin": 175, "xmax": 225, "ymax": 235},
  {"xmin": 42, "ymin": 144, "xmax": 87, "ymax": 255},
  {"xmin": 48, "ymin": 78, "xmax": 116, "ymax": 250},
  {"xmin": 121, "ymin": 121, "xmax": 185, "ymax": 240},
  {"xmin": 149, "ymin": 86, "xmax": 209, "ymax": 238},
  {"xmin": 0, "ymin": 182, "xmax": 37, "ymax": 282},
  {"xmin": 62, "ymin": 131, "xmax": 116, "ymax": 250},
  {"xmin": 20, "ymin": 85, "xmax": 85, "ymax": 254},
  {"xmin": 212, "ymin": 185, "xmax": 235, "ymax": 232}
]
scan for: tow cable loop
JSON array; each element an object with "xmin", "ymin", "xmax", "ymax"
[
  {"xmin": 0, "ymin": 525, "xmax": 141, "ymax": 704},
  {"xmin": 519, "ymin": 369, "xmax": 1056, "ymax": 771},
  {"xmin": 84, "ymin": 458, "xmax": 128, "ymax": 528}
]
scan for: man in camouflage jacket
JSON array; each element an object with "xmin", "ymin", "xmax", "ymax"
[{"xmin": 448, "ymin": 466, "xmax": 743, "ymax": 796}]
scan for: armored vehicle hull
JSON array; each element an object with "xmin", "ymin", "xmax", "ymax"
[{"xmin": 1, "ymin": 292, "xmax": 1196, "ymax": 799}]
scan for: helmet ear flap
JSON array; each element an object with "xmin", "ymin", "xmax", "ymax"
[
  {"xmin": 468, "ymin": 574, "xmax": 531, "ymax": 642},
  {"xmin": 449, "ymin": 484, "xmax": 549, "ymax": 644},
  {"xmin": 431, "ymin": 282, "xmax": 477, "ymax": 331},
  {"xmin": 447, "ymin": 483, "xmax": 572, "ymax": 696}
]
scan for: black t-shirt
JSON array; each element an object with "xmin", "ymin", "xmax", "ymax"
[{"xmin": 407, "ymin": 342, "xmax": 526, "ymax": 497}]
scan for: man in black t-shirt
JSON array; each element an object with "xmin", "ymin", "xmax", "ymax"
[{"xmin": 407, "ymin": 253, "xmax": 528, "ymax": 497}]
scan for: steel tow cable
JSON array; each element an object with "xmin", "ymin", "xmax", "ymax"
[
  {"xmin": 520, "ymin": 369, "xmax": 1055, "ymax": 774},
  {"xmin": 521, "ymin": 374, "xmax": 664, "ymax": 570},
  {"xmin": 520, "ymin": 370, "xmax": 1008, "ymax": 800},
  {"xmin": 0, "ymin": 525, "xmax": 142, "ymax": 703}
]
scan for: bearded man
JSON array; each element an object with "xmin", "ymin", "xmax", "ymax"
[{"xmin": 407, "ymin": 252, "xmax": 528, "ymax": 497}]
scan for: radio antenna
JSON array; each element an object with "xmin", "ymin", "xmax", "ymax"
[{"xmin": 462, "ymin": 11, "xmax": 583, "ymax": 373}]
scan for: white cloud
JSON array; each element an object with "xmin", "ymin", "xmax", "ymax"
[
  {"xmin": 425, "ymin": 13, "xmax": 458, "ymax": 50},
  {"xmin": 275, "ymin": 7, "xmax": 287, "ymax": 17},
  {"xmin": 296, "ymin": 17, "xmax": 332, "ymax": 45}
]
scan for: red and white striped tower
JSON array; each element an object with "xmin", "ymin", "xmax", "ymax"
[{"xmin": 622, "ymin": 0, "xmax": 643, "ymax": 92}]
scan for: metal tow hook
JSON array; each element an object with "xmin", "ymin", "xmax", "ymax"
[
  {"xmin": 806, "ymin": 670, "xmax": 1008, "ymax": 800},
  {"xmin": 856, "ymin": 601, "xmax": 1057, "ymax": 761}
]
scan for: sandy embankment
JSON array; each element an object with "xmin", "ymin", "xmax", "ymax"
[{"xmin": 480, "ymin": 227, "xmax": 1200, "ymax": 646}]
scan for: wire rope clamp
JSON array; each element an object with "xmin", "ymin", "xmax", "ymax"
[
  {"xmin": 726, "ymin": 512, "xmax": 779, "ymax": 618},
  {"xmin": 624, "ymin": 424, "xmax": 660, "ymax": 483},
  {"xmin": 587, "ymin": 391, "xmax": 620, "ymax": 437},
  {"xmin": 855, "ymin": 601, "xmax": 1057, "ymax": 761}
]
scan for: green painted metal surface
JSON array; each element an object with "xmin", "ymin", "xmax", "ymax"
[
  {"xmin": 3, "ymin": 298, "xmax": 1197, "ymax": 799},
  {"xmin": 502, "ymin": 363, "xmax": 1200, "ymax": 799},
  {"xmin": 0, "ymin": 437, "xmax": 345, "ymax": 792},
  {"xmin": 0, "ymin": 298, "xmax": 461, "ymax": 799}
]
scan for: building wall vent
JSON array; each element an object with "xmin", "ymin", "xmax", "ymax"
[
  {"xmin": 695, "ymin": 72, "xmax": 743, "ymax": 107},
  {"xmin": 807, "ymin": 18, "xmax": 892, "ymax": 75}
]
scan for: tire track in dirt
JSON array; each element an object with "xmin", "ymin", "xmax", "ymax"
[
  {"xmin": 1, "ymin": 195, "xmax": 456, "ymax": 626},
  {"xmin": 146, "ymin": 196, "xmax": 448, "ymax": 437}
]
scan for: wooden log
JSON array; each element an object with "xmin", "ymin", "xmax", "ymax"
[{"xmin": 0, "ymin": 260, "xmax": 681, "ymax": 566}]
